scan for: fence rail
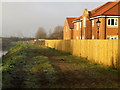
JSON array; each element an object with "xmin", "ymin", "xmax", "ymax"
[{"xmin": 45, "ymin": 40, "xmax": 119, "ymax": 69}]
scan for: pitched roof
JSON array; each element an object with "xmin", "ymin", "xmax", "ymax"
[
  {"xmin": 73, "ymin": 16, "xmax": 82, "ymax": 20},
  {"xmin": 71, "ymin": 1, "xmax": 119, "ymax": 22},
  {"xmin": 90, "ymin": 1, "xmax": 120, "ymax": 17},
  {"xmin": 66, "ymin": 18, "xmax": 76, "ymax": 29},
  {"xmin": 103, "ymin": 2, "xmax": 120, "ymax": 15}
]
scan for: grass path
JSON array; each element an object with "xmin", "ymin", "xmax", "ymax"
[{"xmin": 2, "ymin": 43, "xmax": 119, "ymax": 88}]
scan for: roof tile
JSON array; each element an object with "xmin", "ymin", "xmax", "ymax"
[
  {"xmin": 66, "ymin": 18, "xmax": 76, "ymax": 29},
  {"xmin": 90, "ymin": 2, "xmax": 119, "ymax": 17}
]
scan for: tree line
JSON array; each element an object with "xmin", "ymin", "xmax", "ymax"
[{"xmin": 35, "ymin": 25, "xmax": 63, "ymax": 40}]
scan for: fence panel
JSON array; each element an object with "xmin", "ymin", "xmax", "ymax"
[{"xmin": 45, "ymin": 40, "xmax": 118, "ymax": 69}]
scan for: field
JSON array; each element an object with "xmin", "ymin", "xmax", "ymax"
[{"xmin": 2, "ymin": 42, "xmax": 119, "ymax": 88}]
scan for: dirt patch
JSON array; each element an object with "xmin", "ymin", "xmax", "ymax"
[{"xmin": 48, "ymin": 56, "xmax": 119, "ymax": 88}]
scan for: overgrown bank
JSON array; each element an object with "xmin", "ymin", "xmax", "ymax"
[
  {"xmin": 2, "ymin": 42, "xmax": 119, "ymax": 88},
  {"xmin": 2, "ymin": 43, "xmax": 58, "ymax": 88}
]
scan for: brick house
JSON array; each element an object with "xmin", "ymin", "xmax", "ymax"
[
  {"xmin": 63, "ymin": 17, "xmax": 75, "ymax": 40},
  {"xmin": 64, "ymin": 0, "xmax": 120, "ymax": 40}
]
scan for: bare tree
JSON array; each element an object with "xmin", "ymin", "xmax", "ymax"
[
  {"xmin": 49, "ymin": 26, "xmax": 63, "ymax": 39},
  {"xmin": 35, "ymin": 27, "xmax": 46, "ymax": 39}
]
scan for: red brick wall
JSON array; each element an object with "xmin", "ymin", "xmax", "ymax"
[
  {"xmin": 82, "ymin": 19, "xmax": 85, "ymax": 39},
  {"xmin": 86, "ymin": 19, "xmax": 92, "ymax": 39},
  {"xmin": 64, "ymin": 20, "xmax": 72, "ymax": 40},
  {"xmin": 99, "ymin": 18, "xmax": 106, "ymax": 39},
  {"xmin": 73, "ymin": 22, "xmax": 81, "ymax": 39},
  {"xmin": 92, "ymin": 19, "xmax": 99, "ymax": 39}
]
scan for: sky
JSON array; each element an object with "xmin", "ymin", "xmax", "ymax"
[{"xmin": 1, "ymin": 0, "xmax": 115, "ymax": 38}]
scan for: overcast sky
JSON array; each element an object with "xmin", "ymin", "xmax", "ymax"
[{"xmin": 1, "ymin": 0, "xmax": 115, "ymax": 37}]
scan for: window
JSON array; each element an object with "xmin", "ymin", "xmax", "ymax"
[
  {"xmin": 107, "ymin": 18, "xmax": 118, "ymax": 26},
  {"xmin": 76, "ymin": 36, "xmax": 79, "ymax": 40},
  {"xmin": 107, "ymin": 36, "xmax": 118, "ymax": 39},
  {"xmin": 82, "ymin": 36, "xmax": 84, "ymax": 40},
  {"xmin": 80, "ymin": 36, "xmax": 81, "ymax": 39},
  {"xmin": 115, "ymin": 19, "xmax": 118, "ymax": 25},
  {"xmin": 111, "ymin": 19, "xmax": 114, "ymax": 25},
  {"xmin": 92, "ymin": 20, "xmax": 94, "ymax": 27},
  {"xmin": 108, "ymin": 19, "xmax": 110, "ymax": 25},
  {"xmin": 76, "ymin": 22, "xmax": 79, "ymax": 30},
  {"xmin": 83, "ymin": 17, "xmax": 86, "ymax": 27}
]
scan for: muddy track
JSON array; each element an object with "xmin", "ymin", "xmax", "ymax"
[
  {"xmin": 48, "ymin": 56, "xmax": 119, "ymax": 88},
  {"xmin": 49, "ymin": 57, "xmax": 89, "ymax": 88}
]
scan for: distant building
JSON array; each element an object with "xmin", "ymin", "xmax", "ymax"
[{"xmin": 64, "ymin": 0, "xmax": 120, "ymax": 40}]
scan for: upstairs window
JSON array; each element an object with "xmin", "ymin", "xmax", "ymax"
[
  {"xmin": 107, "ymin": 18, "xmax": 118, "ymax": 26},
  {"xmin": 83, "ymin": 17, "xmax": 86, "ymax": 27},
  {"xmin": 115, "ymin": 19, "xmax": 118, "ymax": 25},
  {"xmin": 92, "ymin": 20, "xmax": 94, "ymax": 27},
  {"xmin": 76, "ymin": 22, "xmax": 79, "ymax": 30},
  {"xmin": 108, "ymin": 19, "xmax": 110, "ymax": 25}
]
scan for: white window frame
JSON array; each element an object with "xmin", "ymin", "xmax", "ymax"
[
  {"xmin": 107, "ymin": 18, "xmax": 118, "ymax": 26},
  {"xmin": 92, "ymin": 20, "xmax": 94, "ymax": 27},
  {"xmin": 80, "ymin": 36, "xmax": 81, "ymax": 39},
  {"xmin": 76, "ymin": 22, "xmax": 79, "ymax": 30},
  {"xmin": 76, "ymin": 36, "xmax": 79, "ymax": 40},
  {"xmin": 83, "ymin": 17, "xmax": 86, "ymax": 27},
  {"xmin": 107, "ymin": 36, "xmax": 118, "ymax": 40},
  {"xmin": 82, "ymin": 36, "xmax": 84, "ymax": 40}
]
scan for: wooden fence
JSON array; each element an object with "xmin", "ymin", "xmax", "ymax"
[{"xmin": 45, "ymin": 40, "xmax": 119, "ymax": 69}]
